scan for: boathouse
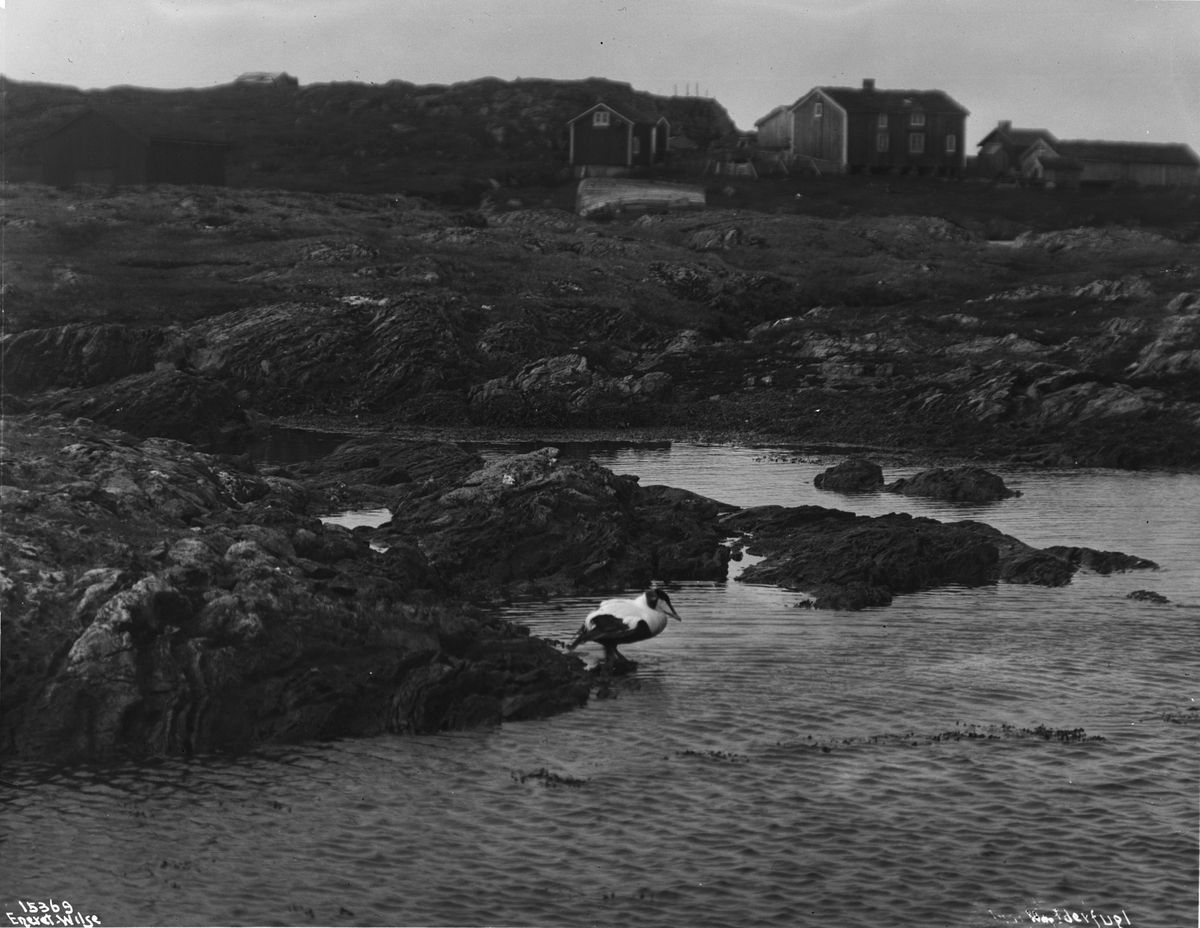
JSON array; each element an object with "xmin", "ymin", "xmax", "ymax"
[{"xmin": 1043, "ymin": 140, "xmax": 1200, "ymax": 187}]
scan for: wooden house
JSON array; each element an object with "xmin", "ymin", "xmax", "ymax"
[
  {"xmin": 1021, "ymin": 151, "xmax": 1084, "ymax": 188},
  {"xmin": 567, "ymin": 102, "xmax": 669, "ymax": 177},
  {"xmin": 753, "ymin": 106, "xmax": 792, "ymax": 149},
  {"xmin": 33, "ymin": 108, "xmax": 229, "ymax": 187},
  {"xmin": 982, "ymin": 122, "xmax": 1199, "ymax": 186},
  {"xmin": 975, "ymin": 121, "xmax": 1058, "ymax": 177},
  {"xmin": 1044, "ymin": 140, "xmax": 1200, "ymax": 187},
  {"xmin": 754, "ymin": 79, "xmax": 969, "ymax": 175}
]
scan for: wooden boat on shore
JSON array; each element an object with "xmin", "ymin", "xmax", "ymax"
[{"xmin": 575, "ymin": 177, "xmax": 706, "ymax": 218}]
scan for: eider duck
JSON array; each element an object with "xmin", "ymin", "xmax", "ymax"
[{"xmin": 568, "ymin": 588, "xmax": 681, "ymax": 668}]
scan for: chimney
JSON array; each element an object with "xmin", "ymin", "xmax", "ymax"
[
  {"xmin": 863, "ymin": 78, "xmax": 875, "ymax": 92},
  {"xmin": 999, "ymin": 120, "xmax": 1012, "ymax": 131}
]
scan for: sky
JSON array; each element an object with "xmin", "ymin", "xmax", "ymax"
[{"xmin": 3, "ymin": 0, "xmax": 1199, "ymax": 151}]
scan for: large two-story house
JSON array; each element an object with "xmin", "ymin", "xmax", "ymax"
[{"xmin": 755, "ymin": 79, "xmax": 969, "ymax": 175}]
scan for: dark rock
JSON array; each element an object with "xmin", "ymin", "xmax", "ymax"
[
  {"xmin": 884, "ymin": 465, "xmax": 1019, "ymax": 503},
  {"xmin": 722, "ymin": 504, "xmax": 1153, "ymax": 610},
  {"xmin": 298, "ymin": 437, "xmax": 481, "ymax": 485},
  {"xmin": 813, "ymin": 457, "xmax": 885, "ymax": 492},
  {"xmin": 21, "ymin": 368, "xmax": 252, "ymax": 448},
  {"xmin": 1127, "ymin": 589, "xmax": 1169, "ymax": 604},
  {"xmin": 294, "ymin": 437, "xmax": 482, "ymax": 511},
  {"xmin": 984, "ymin": 217, "xmax": 1032, "ymax": 241},
  {"xmin": 0, "ymin": 322, "xmax": 164, "ymax": 393},
  {"xmin": 689, "ymin": 228, "xmax": 742, "ymax": 251},
  {"xmin": 0, "ymin": 415, "xmax": 589, "ymax": 765},
  {"xmin": 384, "ymin": 447, "xmax": 734, "ymax": 598},
  {"xmin": 997, "ymin": 550, "xmax": 1076, "ymax": 586},
  {"xmin": 1044, "ymin": 546, "xmax": 1159, "ymax": 574},
  {"xmin": 468, "ymin": 354, "xmax": 673, "ymax": 428}
]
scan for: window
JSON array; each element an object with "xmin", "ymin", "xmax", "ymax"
[
  {"xmin": 877, "ymin": 114, "xmax": 888, "ymax": 129},
  {"xmin": 632, "ymin": 137, "xmax": 641, "ymax": 156},
  {"xmin": 908, "ymin": 133, "xmax": 926, "ymax": 154},
  {"xmin": 876, "ymin": 132, "xmax": 890, "ymax": 152},
  {"xmin": 593, "ymin": 110, "xmax": 610, "ymax": 127},
  {"xmin": 813, "ymin": 102, "xmax": 823, "ymax": 117},
  {"xmin": 910, "ymin": 112, "xmax": 926, "ymax": 127},
  {"xmin": 945, "ymin": 134, "xmax": 957, "ymax": 154}
]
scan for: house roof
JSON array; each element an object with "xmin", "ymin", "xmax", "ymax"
[
  {"xmin": 977, "ymin": 126, "xmax": 1058, "ymax": 149},
  {"xmin": 1052, "ymin": 140, "xmax": 1200, "ymax": 166},
  {"xmin": 808, "ymin": 86, "xmax": 969, "ymax": 116},
  {"xmin": 754, "ymin": 105, "xmax": 789, "ymax": 127},
  {"xmin": 568, "ymin": 100, "xmax": 665, "ymax": 127},
  {"xmin": 1035, "ymin": 155, "xmax": 1083, "ymax": 171}
]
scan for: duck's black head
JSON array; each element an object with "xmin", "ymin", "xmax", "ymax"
[{"xmin": 647, "ymin": 588, "xmax": 681, "ymax": 620}]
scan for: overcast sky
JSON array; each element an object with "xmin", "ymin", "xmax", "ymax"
[{"xmin": 3, "ymin": 0, "xmax": 1199, "ymax": 151}]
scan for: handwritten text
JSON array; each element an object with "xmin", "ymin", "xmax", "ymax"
[{"xmin": 6, "ymin": 900, "xmax": 100, "ymax": 927}]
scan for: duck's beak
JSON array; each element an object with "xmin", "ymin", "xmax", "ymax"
[{"xmin": 668, "ymin": 604, "xmax": 682, "ymax": 621}]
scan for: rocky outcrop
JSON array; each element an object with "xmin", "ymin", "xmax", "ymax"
[
  {"xmin": 1070, "ymin": 276, "xmax": 1153, "ymax": 302},
  {"xmin": 1042, "ymin": 546, "xmax": 1159, "ymax": 574},
  {"xmin": 381, "ymin": 447, "xmax": 732, "ymax": 599},
  {"xmin": 813, "ymin": 457, "xmax": 885, "ymax": 492},
  {"xmin": 289, "ymin": 437, "xmax": 484, "ymax": 511},
  {"xmin": 722, "ymin": 505, "xmax": 1155, "ymax": 610},
  {"xmin": 21, "ymin": 369, "xmax": 253, "ymax": 448},
  {"xmin": 0, "ymin": 415, "xmax": 590, "ymax": 764},
  {"xmin": 4, "ymin": 181, "xmax": 1199, "ymax": 470},
  {"xmin": 468, "ymin": 354, "xmax": 673, "ymax": 427},
  {"xmin": 884, "ymin": 466, "xmax": 1019, "ymax": 503},
  {"xmin": 1127, "ymin": 589, "xmax": 1169, "ymax": 604},
  {"xmin": 0, "ymin": 322, "xmax": 165, "ymax": 392},
  {"xmin": 1015, "ymin": 227, "xmax": 1180, "ymax": 253},
  {"xmin": 1126, "ymin": 314, "xmax": 1200, "ymax": 379},
  {"xmin": 1166, "ymin": 291, "xmax": 1200, "ymax": 314}
]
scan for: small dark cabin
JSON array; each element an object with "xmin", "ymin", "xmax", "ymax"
[
  {"xmin": 567, "ymin": 102, "xmax": 669, "ymax": 177},
  {"xmin": 37, "ymin": 108, "xmax": 229, "ymax": 187}
]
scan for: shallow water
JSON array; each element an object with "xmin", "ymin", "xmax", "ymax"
[{"xmin": 3, "ymin": 444, "xmax": 1197, "ymax": 927}]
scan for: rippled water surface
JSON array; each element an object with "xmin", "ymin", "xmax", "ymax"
[{"xmin": 3, "ymin": 445, "xmax": 1197, "ymax": 927}]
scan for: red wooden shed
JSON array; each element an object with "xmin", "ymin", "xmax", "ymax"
[{"xmin": 567, "ymin": 101, "xmax": 669, "ymax": 177}]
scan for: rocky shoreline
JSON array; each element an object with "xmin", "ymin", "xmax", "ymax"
[
  {"xmin": 2, "ymin": 178, "xmax": 1192, "ymax": 763},
  {"xmin": 1, "ymin": 414, "xmax": 1160, "ymax": 765}
]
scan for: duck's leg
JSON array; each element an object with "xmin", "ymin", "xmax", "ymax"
[{"xmin": 609, "ymin": 645, "xmax": 637, "ymax": 674}]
